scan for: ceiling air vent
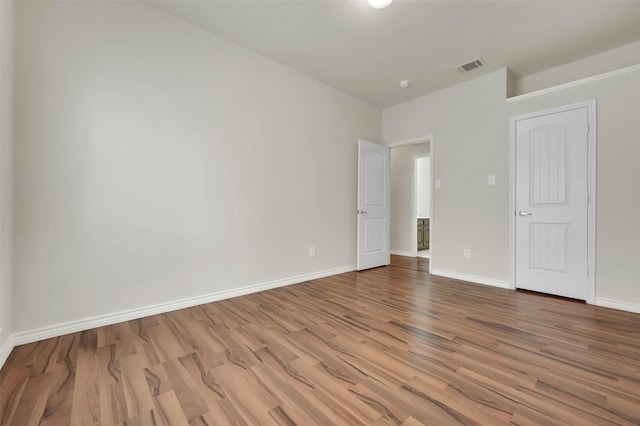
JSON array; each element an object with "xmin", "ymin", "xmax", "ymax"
[{"xmin": 456, "ymin": 58, "xmax": 486, "ymax": 73}]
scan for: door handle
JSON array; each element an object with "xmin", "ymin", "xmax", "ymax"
[
  {"xmin": 357, "ymin": 210, "xmax": 368, "ymax": 215},
  {"xmin": 518, "ymin": 211, "xmax": 533, "ymax": 216}
]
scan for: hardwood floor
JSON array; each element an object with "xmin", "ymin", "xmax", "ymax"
[{"xmin": 1, "ymin": 255, "xmax": 639, "ymax": 425}]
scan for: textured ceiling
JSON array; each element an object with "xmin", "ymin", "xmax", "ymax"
[{"xmin": 148, "ymin": 0, "xmax": 640, "ymax": 108}]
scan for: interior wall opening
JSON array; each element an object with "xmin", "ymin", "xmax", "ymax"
[{"xmin": 389, "ymin": 138, "xmax": 432, "ymax": 267}]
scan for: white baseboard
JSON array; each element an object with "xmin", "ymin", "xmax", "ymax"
[
  {"xmin": 10, "ymin": 264, "xmax": 356, "ymax": 347},
  {"xmin": 595, "ymin": 298, "xmax": 640, "ymax": 314},
  {"xmin": 431, "ymin": 269, "xmax": 511, "ymax": 289},
  {"xmin": 0, "ymin": 334, "xmax": 15, "ymax": 370},
  {"xmin": 390, "ymin": 250, "xmax": 414, "ymax": 257}
]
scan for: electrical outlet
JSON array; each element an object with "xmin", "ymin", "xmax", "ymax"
[
  {"xmin": 309, "ymin": 247, "xmax": 316, "ymax": 257},
  {"xmin": 463, "ymin": 249, "xmax": 471, "ymax": 259},
  {"xmin": 488, "ymin": 175, "xmax": 496, "ymax": 185}
]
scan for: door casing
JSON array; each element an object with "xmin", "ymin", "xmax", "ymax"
[{"xmin": 509, "ymin": 100, "xmax": 596, "ymax": 303}]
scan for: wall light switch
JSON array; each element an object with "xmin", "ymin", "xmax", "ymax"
[
  {"xmin": 435, "ymin": 179, "xmax": 441, "ymax": 189},
  {"xmin": 488, "ymin": 175, "xmax": 496, "ymax": 185}
]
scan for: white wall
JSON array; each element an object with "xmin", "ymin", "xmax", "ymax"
[
  {"xmin": 508, "ymin": 67, "xmax": 640, "ymax": 308},
  {"xmin": 516, "ymin": 40, "xmax": 640, "ymax": 95},
  {"xmin": 0, "ymin": 0, "xmax": 14, "ymax": 357},
  {"xmin": 13, "ymin": 1, "xmax": 380, "ymax": 333},
  {"xmin": 416, "ymin": 156, "xmax": 430, "ymax": 218},
  {"xmin": 384, "ymin": 69, "xmax": 510, "ymax": 282},
  {"xmin": 390, "ymin": 143, "xmax": 429, "ymax": 255}
]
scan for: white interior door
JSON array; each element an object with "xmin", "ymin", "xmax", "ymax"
[
  {"xmin": 514, "ymin": 106, "xmax": 590, "ymax": 300},
  {"xmin": 357, "ymin": 139, "xmax": 390, "ymax": 270}
]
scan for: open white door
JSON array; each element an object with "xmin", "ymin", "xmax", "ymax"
[
  {"xmin": 357, "ymin": 139, "xmax": 390, "ymax": 270},
  {"xmin": 513, "ymin": 105, "xmax": 593, "ymax": 300}
]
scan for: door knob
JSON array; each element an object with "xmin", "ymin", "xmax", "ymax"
[
  {"xmin": 518, "ymin": 211, "xmax": 533, "ymax": 216},
  {"xmin": 357, "ymin": 210, "xmax": 368, "ymax": 215}
]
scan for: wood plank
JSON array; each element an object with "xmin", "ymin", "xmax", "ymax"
[
  {"xmin": 8, "ymin": 373, "xmax": 55, "ymax": 426},
  {"xmin": 69, "ymin": 330, "xmax": 100, "ymax": 425}
]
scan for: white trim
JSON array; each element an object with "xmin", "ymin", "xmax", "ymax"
[
  {"xmin": 431, "ymin": 269, "xmax": 510, "ymax": 289},
  {"xmin": 390, "ymin": 250, "xmax": 414, "ymax": 257},
  {"xmin": 507, "ymin": 64, "xmax": 640, "ymax": 102},
  {"xmin": 586, "ymin": 102, "xmax": 597, "ymax": 304},
  {"xmin": 509, "ymin": 100, "xmax": 597, "ymax": 303},
  {"xmin": 509, "ymin": 111, "xmax": 516, "ymax": 290},
  {"xmin": 386, "ymin": 135, "xmax": 433, "ymax": 148},
  {"xmin": 429, "ymin": 137, "xmax": 434, "ymax": 275},
  {"xmin": 0, "ymin": 334, "xmax": 15, "ymax": 369},
  {"xmin": 10, "ymin": 264, "xmax": 356, "ymax": 346},
  {"xmin": 595, "ymin": 298, "xmax": 640, "ymax": 314}
]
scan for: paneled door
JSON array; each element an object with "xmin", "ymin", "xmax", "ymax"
[
  {"xmin": 514, "ymin": 106, "xmax": 591, "ymax": 300},
  {"xmin": 357, "ymin": 139, "xmax": 390, "ymax": 270}
]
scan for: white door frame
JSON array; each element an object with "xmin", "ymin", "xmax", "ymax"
[
  {"xmin": 388, "ymin": 135, "xmax": 434, "ymax": 274},
  {"xmin": 509, "ymin": 100, "xmax": 596, "ymax": 303}
]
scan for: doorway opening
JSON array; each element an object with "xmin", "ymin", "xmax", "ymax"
[
  {"xmin": 416, "ymin": 155, "xmax": 430, "ymax": 259},
  {"xmin": 389, "ymin": 136, "xmax": 433, "ymax": 273}
]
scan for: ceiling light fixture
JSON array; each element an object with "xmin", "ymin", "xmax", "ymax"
[
  {"xmin": 368, "ymin": 0, "xmax": 394, "ymax": 9},
  {"xmin": 399, "ymin": 80, "xmax": 410, "ymax": 88}
]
